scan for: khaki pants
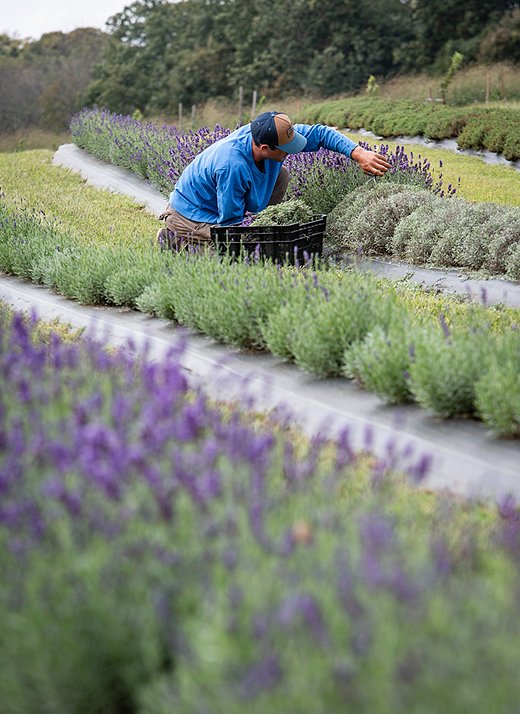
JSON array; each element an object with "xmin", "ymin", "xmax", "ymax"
[{"xmin": 159, "ymin": 166, "xmax": 289, "ymax": 250}]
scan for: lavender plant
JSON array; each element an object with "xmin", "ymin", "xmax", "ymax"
[
  {"xmin": 394, "ymin": 200, "xmax": 520, "ymax": 273},
  {"xmin": 484, "ymin": 207, "xmax": 520, "ymax": 275},
  {"xmin": 0, "ymin": 202, "xmax": 61, "ymax": 279},
  {"xmin": 2, "ymin": 194, "xmax": 520, "ymax": 434},
  {"xmin": 347, "ymin": 188, "xmax": 435, "ymax": 256},
  {"xmin": 475, "ymin": 331, "xmax": 520, "ymax": 437},
  {"xmin": 2, "ymin": 307, "xmax": 520, "ymax": 712},
  {"xmin": 290, "ymin": 271, "xmax": 398, "ymax": 377},
  {"xmin": 260, "ymin": 270, "xmax": 337, "ymax": 361},
  {"xmin": 343, "ymin": 315, "xmax": 417, "ymax": 404},
  {"xmin": 393, "ymin": 198, "xmax": 475, "ymax": 265},
  {"xmin": 251, "ymin": 199, "xmax": 315, "ymax": 226},
  {"xmin": 506, "ymin": 241, "xmax": 520, "ymax": 281},
  {"xmin": 409, "ymin": 316, "xmax": 494, "ymax": 418},
  {"xmin": 325, "ymin": 182, "xmax": 429, "ymax": 257}
]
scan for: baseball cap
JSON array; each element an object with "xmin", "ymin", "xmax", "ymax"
[{"xmin": 251, "ymin": 111, "xmax": 307, "ymax": 154}]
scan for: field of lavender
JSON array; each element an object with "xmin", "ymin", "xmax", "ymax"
[
  {"xmin": 0, "ymin": 108, "xmax": 520, "ymax": 710},
  {"xmin": 2, "ymin": 304, "xmax": 520, "ymax": 713},
  {"xmin": 1, "ymin": 143, "xmax": 520, "ymax": 435},
  {"xmin": 71, "ymin": 109, "xmax": 520, "ymax": 278}
]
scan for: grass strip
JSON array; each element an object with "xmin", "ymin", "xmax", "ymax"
[{"xmin": 346, "ymin": 131, "xmax": 520, "ymax": 207}]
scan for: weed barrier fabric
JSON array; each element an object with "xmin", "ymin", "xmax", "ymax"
[
  {"xmin": 0, "ymin": 272, "xmax": 519, "ymax": 501},
  {"xmin": 53, "ymin": 144, "xmax": 520, "ymax": 308}
]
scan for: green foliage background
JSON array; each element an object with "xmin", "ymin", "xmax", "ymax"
[{"xmin": 2, "ymin": 0, "xmax": 516, "ymax": 132}]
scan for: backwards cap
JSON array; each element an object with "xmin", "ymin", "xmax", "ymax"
[{"xmin": 251, "ymin": 111, "xmax": 307, "ymax": 154}]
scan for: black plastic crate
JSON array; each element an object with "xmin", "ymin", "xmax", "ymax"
[{"xmin": 211, "ymin": 214, "xmax": 326, "ymax": 265}]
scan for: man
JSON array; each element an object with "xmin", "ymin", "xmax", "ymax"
[{"xmin": 157, "ymin": 111, "xmax": 391, "ymax": 249}]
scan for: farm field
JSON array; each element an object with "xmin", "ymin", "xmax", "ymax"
[
  {"xmin": 1, "ymin": 146, "xmax": 520, "ymax": 436},
  {"xmin": 1, "ymin": 109, "xmax": 520, "ymax": 712},
  {"xmin": 2, "ymin": 0, "xmax": 519, "ymax": 706}
]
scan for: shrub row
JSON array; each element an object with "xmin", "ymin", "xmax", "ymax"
[
  {"xmin": 297, "ymin": 98, "xmax": 520, "ymax": 161},
  {"xmin": 2, "ymin": 307, "xmax": 520, "ymax": 712},
  {"xmin": 1, "ymin": 201, "xmax": 519, "ymax": 436},
  {"xmin": 325, "ymin": 182, "xmax": 520, "ymax": 280}
]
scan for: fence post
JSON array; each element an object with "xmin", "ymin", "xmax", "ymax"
[
  {"xmin": 178, "ymin": 102, "xmax": 183, "ymax": 131},
  {"xmin": 485, "ymin": 73, "xmax": 490, "ymax": 103},
  {"xmin": 251, "ymin": 89, "xmax": 257, "ymax": 120},
  {"xmin": 238, "ymin": 85, "xmax": 243, "ymax": 125},
  {"xmin": 191, "ymin": 104, "xmax": 196, "ymax": 127}
]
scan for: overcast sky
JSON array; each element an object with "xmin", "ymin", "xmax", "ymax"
[{"xmin": 0, "ymin": 0, "xmax": 135, "ymax": 40}]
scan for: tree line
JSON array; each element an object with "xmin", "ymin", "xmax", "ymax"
[
  {"xmin": 0, "ymin": 29, "xmax": 108, "ymax": 131},
  {"xmin": 0, "ymin": 0, "xmax": 518, "ymax": 132}
]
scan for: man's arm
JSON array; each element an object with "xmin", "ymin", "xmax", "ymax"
[{"xmin": 293, "ymin": 123, "xmax": 391, "ymax": 176}]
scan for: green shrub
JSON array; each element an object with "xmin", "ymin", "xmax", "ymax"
[
  {"xmin": 457, "ymin": 115, "xmax": 493, "ymax": 151},
  {"xmin": 325, "ymin": 182, "xmax": 423, "ymax": 256},
  {"xmin": 475, "ymin": 331, "xmax": 520, "ymax": 436},
  {"xmin": 290, "ymin": 272, "xmax": 395, "ymax": 377},
  {"xmin": 260, "ymin": 272, "xmax": 318, "ymax": 360},
  {"xmin": 503, "ymin": 128, "xmax": 520, "ymax": 162},
  {"xmin": 506, "ymin": 241, "xmax": 520, "ymax": 281},
  {"xmin": 135, "ymin": 275, "xmax": 177, "ymax": 319},
  {"xmin": 392, "ymin": 199, "xmax": 520, "ymax": 274},
  {"xmin": 297, "ymin": 163, "xmax": 368, "ymax": 215},
  {"xmin": 347, "ymin": 188, "xmax": 433, "ymax": 256},
  {"xmin": 104, "ymin": 250, "xmax": 169, "ymax": 307},
  {"xmin": 450, "ymin": 203, "xmax": 503, "ymax": 270},
  {"xmin": 409, "ymin": 318, "xmax": 494, "ymax": 417},
  {"xmin": 31, "ymin": 248, "xmax": 78, "ymax": 295},
  {"xmin": 296, "ymin": 98, "xmax": 520, "ymax": 161},
  {"xmin": 485, "ymin": 124, "xmax": 509, "ymax": 155},
  {"xmin": 484, "ymin": 208, "xmax": 520, "ymax": 274},
  {"xmin": 0, "ymin": 204, "xmax": 61, "ymax": 279},
  {"xmin": 391, "ymin": 198, "xmax": 450, "ymax": 262},
  {"xmin": 105, "ymin": 266, "xmax": 156, "ymax": 307},
  {"xmin": 51, "ymin": 246, "xmax": 128, "ymax": 305},
  {"xmin": 343, "ymin": 315, "xmax": 417, "ymax": 403},
  {"xmin": 151, "ymin": 253, "xmax": 290, "ymax": 349}
]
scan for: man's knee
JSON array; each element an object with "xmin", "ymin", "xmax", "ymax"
[{"xmin": 268, "ymin": 166, "xmax": 289, "ymax": 206}]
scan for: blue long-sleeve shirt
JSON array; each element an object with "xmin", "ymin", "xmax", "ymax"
[{"xmin": 169, "ymin": 123, "xmax": 358, "ymax": 226}]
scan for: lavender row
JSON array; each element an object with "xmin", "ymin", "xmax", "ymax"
[
  {"xmin": 1, "ymin": 307, "xmax": 520, "ymax": 711},
  {"xmin": 0, "ymin": 200, "xmax": 519, "ymax": 436},
  {"xmin": 69, "ymin": 108, "xmax": 451, "ymax": 212}
]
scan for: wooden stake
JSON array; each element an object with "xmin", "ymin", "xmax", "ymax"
[
  {"xmin": 178, "ymin": 102, "xmax": 183, "ymax": 131},
  {"xmin": 238, "ymin": 85, "xmax": 243, "ymax": 125},
  {"xmin": 251, "ymin": 89, "xmax": 257, "ymax": 120},
  {"xmin": 485, "ymin": 73, "xmax": 490, "ymax": 103}
]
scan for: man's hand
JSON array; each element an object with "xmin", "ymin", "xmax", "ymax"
[{"xmin": 351, "ymin": 146, "xmax": 391, "ymax": 176}]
